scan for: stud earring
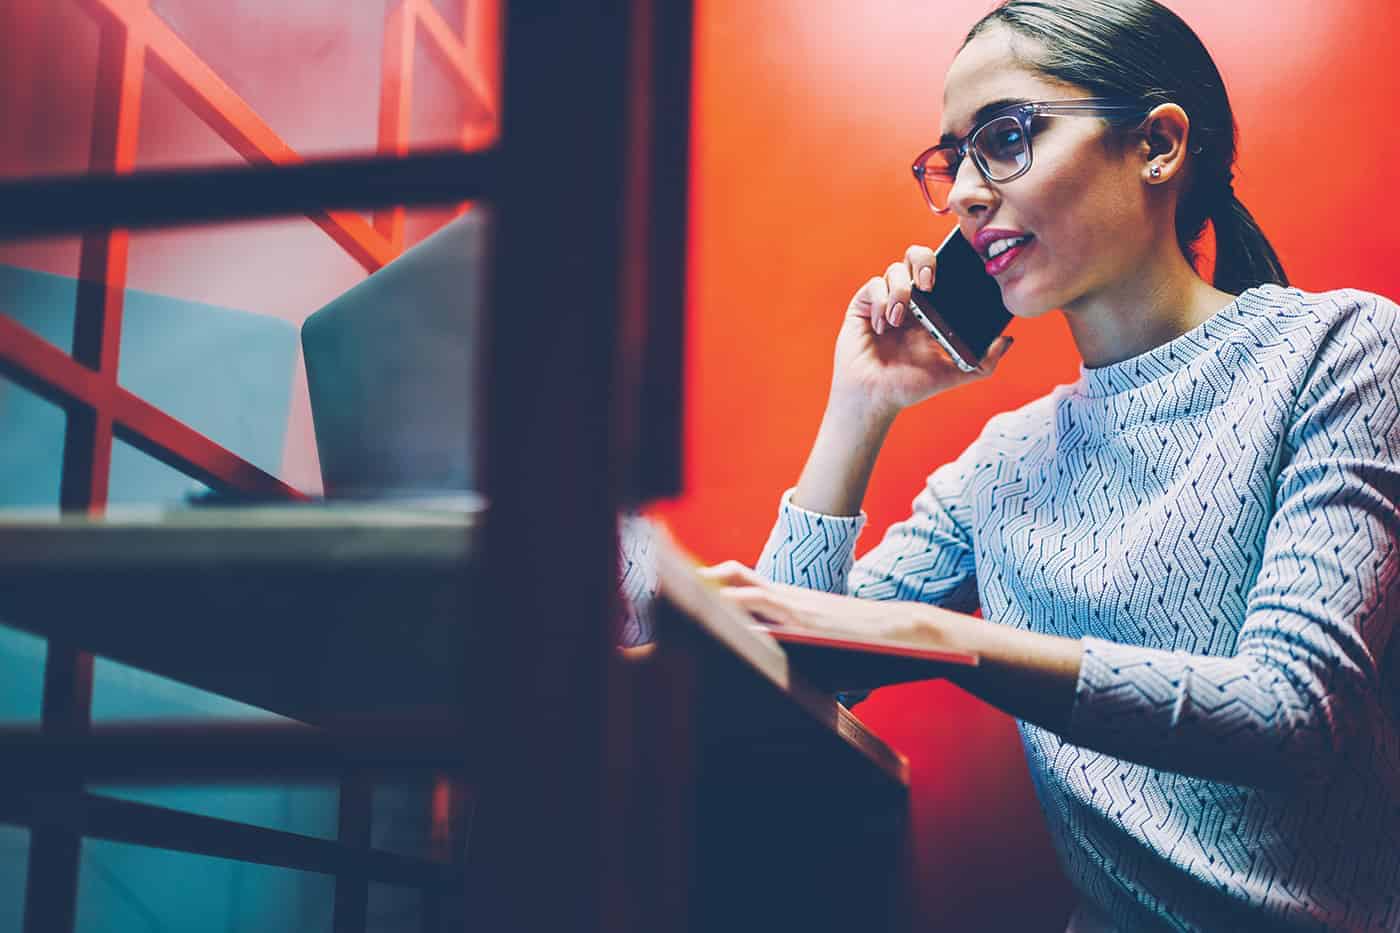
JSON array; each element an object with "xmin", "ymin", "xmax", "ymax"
[{"xmin": 1150, "ymin": 165, "xmax": 1162, "ymax": 179}]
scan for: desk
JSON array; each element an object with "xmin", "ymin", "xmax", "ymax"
[{"xmin": 0, "ymin": 506, "xmax": 913, "ymax": 931}]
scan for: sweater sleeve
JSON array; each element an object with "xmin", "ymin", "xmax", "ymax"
[
  {"xmin": 756, "ymin": 455, "xmax": 980, "ymax": 614},
  {"xmin": 1067, "ymin": 292, "xmax": 1400, "ymax": 788}
]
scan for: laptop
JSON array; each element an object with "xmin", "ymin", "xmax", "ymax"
[{"xmin": 301, "ymin": 208, "xmax": 491, "ymax": 501}]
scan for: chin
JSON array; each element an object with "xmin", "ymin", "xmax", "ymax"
[{"xmin": 999, "ymin": 281, "xmax": 1058, "ymax": 320}]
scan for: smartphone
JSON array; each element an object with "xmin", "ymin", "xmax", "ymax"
[{"xmin": 906, "ymin": 227, "xmax": 1013, "ymax": 372}]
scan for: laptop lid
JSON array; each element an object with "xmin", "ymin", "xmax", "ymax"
[{"xmin": 301, "ymin": 208, "xmax": 490, "ymax": 500}]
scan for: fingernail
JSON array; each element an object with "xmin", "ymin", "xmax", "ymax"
[
  {"xmin": 919, "ymin": 266, "xmax": 933, "ymax": 290},
  {"xmin": 889, "ymin": 301, "xmax": 904, "ymax": 326}
]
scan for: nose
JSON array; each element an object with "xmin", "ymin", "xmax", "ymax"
[{"xmin": 946, "ymin": 155, "xmax": 997, "ymax": 219}]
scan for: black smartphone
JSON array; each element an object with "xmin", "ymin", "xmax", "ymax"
[{"xmin": 906, "ymin": 227, "xmax": 1013, "ymax": 372}]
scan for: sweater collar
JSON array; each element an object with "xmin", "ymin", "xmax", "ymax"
[{"xmin": 1074, "ymin": 287, "xmax": 1267, "ymax": 399}]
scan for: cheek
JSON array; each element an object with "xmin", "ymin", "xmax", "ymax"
[{"xmin": 1023, "ymin": 160, "xmax": 1142, "ymax": 275}]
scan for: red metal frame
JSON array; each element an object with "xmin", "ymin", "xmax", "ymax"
[{"xmin": 0, "ymin": 0, "xmax": 498, "ymax": 510}]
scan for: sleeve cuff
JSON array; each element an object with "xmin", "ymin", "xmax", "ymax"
[{"xmin": 755, "ymin": 487, "xmax": 867, "ymax": 592}]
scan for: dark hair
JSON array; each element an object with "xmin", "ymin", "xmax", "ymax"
[{"xmin": 964, "ymin": 0, "xmax": 1288, "ymax": 295}]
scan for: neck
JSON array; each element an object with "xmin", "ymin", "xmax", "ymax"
[{"xmin": 1062, "ymin": 241, "xmax": 1237, "ymax": 369}]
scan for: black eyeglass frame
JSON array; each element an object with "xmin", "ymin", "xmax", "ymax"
[{"xmin": 911, "ymin": 97, "xmax": 1151, "ymax": 214}]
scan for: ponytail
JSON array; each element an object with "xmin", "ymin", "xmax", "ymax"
[{"xmin": 1210, "ymin": 193, "xmax": 1289, "ymax": 295}]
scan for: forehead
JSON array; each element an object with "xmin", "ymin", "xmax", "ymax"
[{"xmin": 940, "ymin": 27, "xmax": 1073, "ymax": 136}]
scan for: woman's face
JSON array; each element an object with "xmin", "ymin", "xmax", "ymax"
[{"xmin": 941, "ymin": 26, "xmax": 1153, "ymax": 318}]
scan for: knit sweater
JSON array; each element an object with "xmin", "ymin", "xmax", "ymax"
[{"xmin": 757, "ymin": 285, "xmax": 1400, "ymax": 932}]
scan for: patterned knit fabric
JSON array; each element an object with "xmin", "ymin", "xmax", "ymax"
[{"xmin": 757, "ymin": 285, "xmax": 1400, "ymax": 932}]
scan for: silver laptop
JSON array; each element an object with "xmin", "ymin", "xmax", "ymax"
[{"xmin": 301, "ymin": 209, "xmax": 490, "ymax": 500}]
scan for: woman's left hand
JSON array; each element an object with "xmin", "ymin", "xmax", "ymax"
[{"xmin": 698, "ymin": 560, "xmax": 960, "ymax": 649}]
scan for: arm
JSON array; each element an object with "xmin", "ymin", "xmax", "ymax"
[
  {"xmin": 1061, "ymin": 298, "xmax": 1400, "ymax": 788},
  {"xmin": 758, "ymin": 439, "xmax": 983, "ymax": 611},
  {"xmin": 790, "ymin": 395, "xmax": 896, "ymax": 518},
  {"xmin": 740, "ymin": 294, "xmax": 1399, "ymax": 790}
]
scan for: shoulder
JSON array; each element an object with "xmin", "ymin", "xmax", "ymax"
[
  {"xmin": 1237, "ymin": 283, "xmax": 1400, "ymax": 350},
  {"xmin": 947, "ymin": 389, "xmax": 1065, "ymax": 472},
  {"xmin": 1265, "ymin": 285, "xmax": 1398, "ymax": 381},
  {"xmin": 1222, "ymin": 285, "xmax": 1399, "ymax": 404}
]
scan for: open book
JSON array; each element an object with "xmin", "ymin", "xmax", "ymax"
[{"xmin": 754, "ymin": 623, "xmax": 978, "ymax": 693}]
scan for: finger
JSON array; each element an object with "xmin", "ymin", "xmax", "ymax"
[
  {"xmin": 697, "ymin": 560, "xmax": 764, "ymax": 587},
  {"xmin": 719, "ymin": 586, "xmax": 795, "ymax": 627},
  {"xmin": 868, "ymin": 277, "xmax": 890, "ymax": 336},
  {"xmin": 884, "ymin": 261, "xmax": 912, "ymax": 328},
  {"xmin": 904, "ymin": 244, "xmax": 937, "ymax": 292}
]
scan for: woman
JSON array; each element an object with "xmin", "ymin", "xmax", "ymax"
[{"xmin": 703, "ymin": 1, "xmax": 1400, "ymax": 929}]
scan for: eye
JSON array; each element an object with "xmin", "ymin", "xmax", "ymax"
[{"xmin": 981, "ymin": 123, "xmax": 1024, "ymax": 159}]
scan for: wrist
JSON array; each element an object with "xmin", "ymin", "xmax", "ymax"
[{"xmin": 823, "ymin": 390, "xmax": 899, "ymax": 435}]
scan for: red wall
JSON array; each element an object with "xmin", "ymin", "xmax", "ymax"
[{"xmin": 655, "ymin": 1, "xmax": 1400, "ymax": 928}]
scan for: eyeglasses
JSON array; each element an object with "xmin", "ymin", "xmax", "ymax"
[{"xmin": 911, "ymin": 98, "xmax": 1149, "ymax": 214}]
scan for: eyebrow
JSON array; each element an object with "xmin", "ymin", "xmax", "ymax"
[{"xmin": 938, "ymin": 97, "xmax": 1030, "ymax": 147}]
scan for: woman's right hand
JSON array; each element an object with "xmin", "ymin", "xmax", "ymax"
[{"xmin": 832, "ymin": 244, "xmax": 1013, "ymax": 418}]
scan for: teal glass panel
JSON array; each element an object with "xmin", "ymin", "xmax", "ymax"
[
  {"xmin": 371, "ymin": 782, "xmax": 435, "ymax": 861},
  {"xmin": 368, "ymin": 882, "xmax": 423, "ymax": 933},
  {"xmin": 76, "ymin": 839, "xmax": 335, "ymax": 933},
  {"xmin": 90, "ymin": 655, "xmax": 340, "ymax": 842},
  {"xmin": 0, "ymin": 826, "xmax": 30, "ymax": 933},
  {"xmin": 0, "ymin": 623, "xmax": 45, "ymax": 725},
  {"xmin": 0, "ymin": 263, "xmax": 297, "ymax": 489},
  {"xmin": 0, "ymin": 374, "xmax": 65, "ymax": 514},
  {"xmin": 107, "ymin": 437, "xmax": 212, "ymax": 508}
]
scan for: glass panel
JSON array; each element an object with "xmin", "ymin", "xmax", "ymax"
[
  {"xmin": 371, "ymin": 781, "xmax": 435, "ymax": 860},
  {"xmin": 372, "ymin": 778, "xmax": 471, "ymax": 864},
  {"xmin": 91, "ymin": 782, "xmax": 341, "ymax": 842},
  {"xmin": 0, "ymin": 3, "xmax": 100, "ymax": 181},
  {"xmin": 89, "ymin": 653, "xmax": 341, "ymax": 841},
  {"xmin": 430, "ymin": 0, "xmax": 467, "ymax": 38},
  {"xmin": 0, "ymin": 825, "xmax": 29, "ymax": 933},
  {"xmin": 76, "ymin": 838, "xmax": 335, "ymax": 933},
  {"xmin": 0, "ymin": 199, "xmax": 487, "ymax": 503},
  {"xmin": 108, "ymin": 437, "xmax": 213, "ymax": 508},
  {"xmin": 2, "ymin": 1, "xmax": 498, "ymax": 181},
  {"xmin": 0, "ymin": 623, "xmax": 46, "ymax": 725},
  {"xmin": 0, "ymin": 375, "xmax": 65, "ymax": 513},
  {"xmin": 35, "ymin": 0, "xmax": 501, "ymax": 174},
  {"xmin": 368, "ymin": 882, "xmax": 423, "ymax": 933},
  {"xmin": 0, "ymin": 255, "xmax": 81, "ymax": 364}
]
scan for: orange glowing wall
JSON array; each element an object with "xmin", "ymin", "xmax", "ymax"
[{"xmin": 657, "ymin": 0, "xmax": 1400, "ymax": 928}]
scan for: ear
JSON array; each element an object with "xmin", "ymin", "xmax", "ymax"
[{"xmin": 1137, "ymin": 103, "xmax": 1191, "ymax": 185}]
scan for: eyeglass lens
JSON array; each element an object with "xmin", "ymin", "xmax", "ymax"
[{"xmin": 918, "ymin": 114, "xmax": 1031, "ymax": 210}]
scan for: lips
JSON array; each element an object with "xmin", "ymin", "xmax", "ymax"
[
  {"xmin": 972, "ymin": 227, "xmax": 1034, "ymax": 276},
  {"xmin": 984, "ymin": 236, "xmax": 1033, "ymax": 276}
]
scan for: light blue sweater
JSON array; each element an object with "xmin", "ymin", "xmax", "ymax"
[{"xmin": 757, "ymin": 285, "xmax": 1400, "ymax": 932}]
